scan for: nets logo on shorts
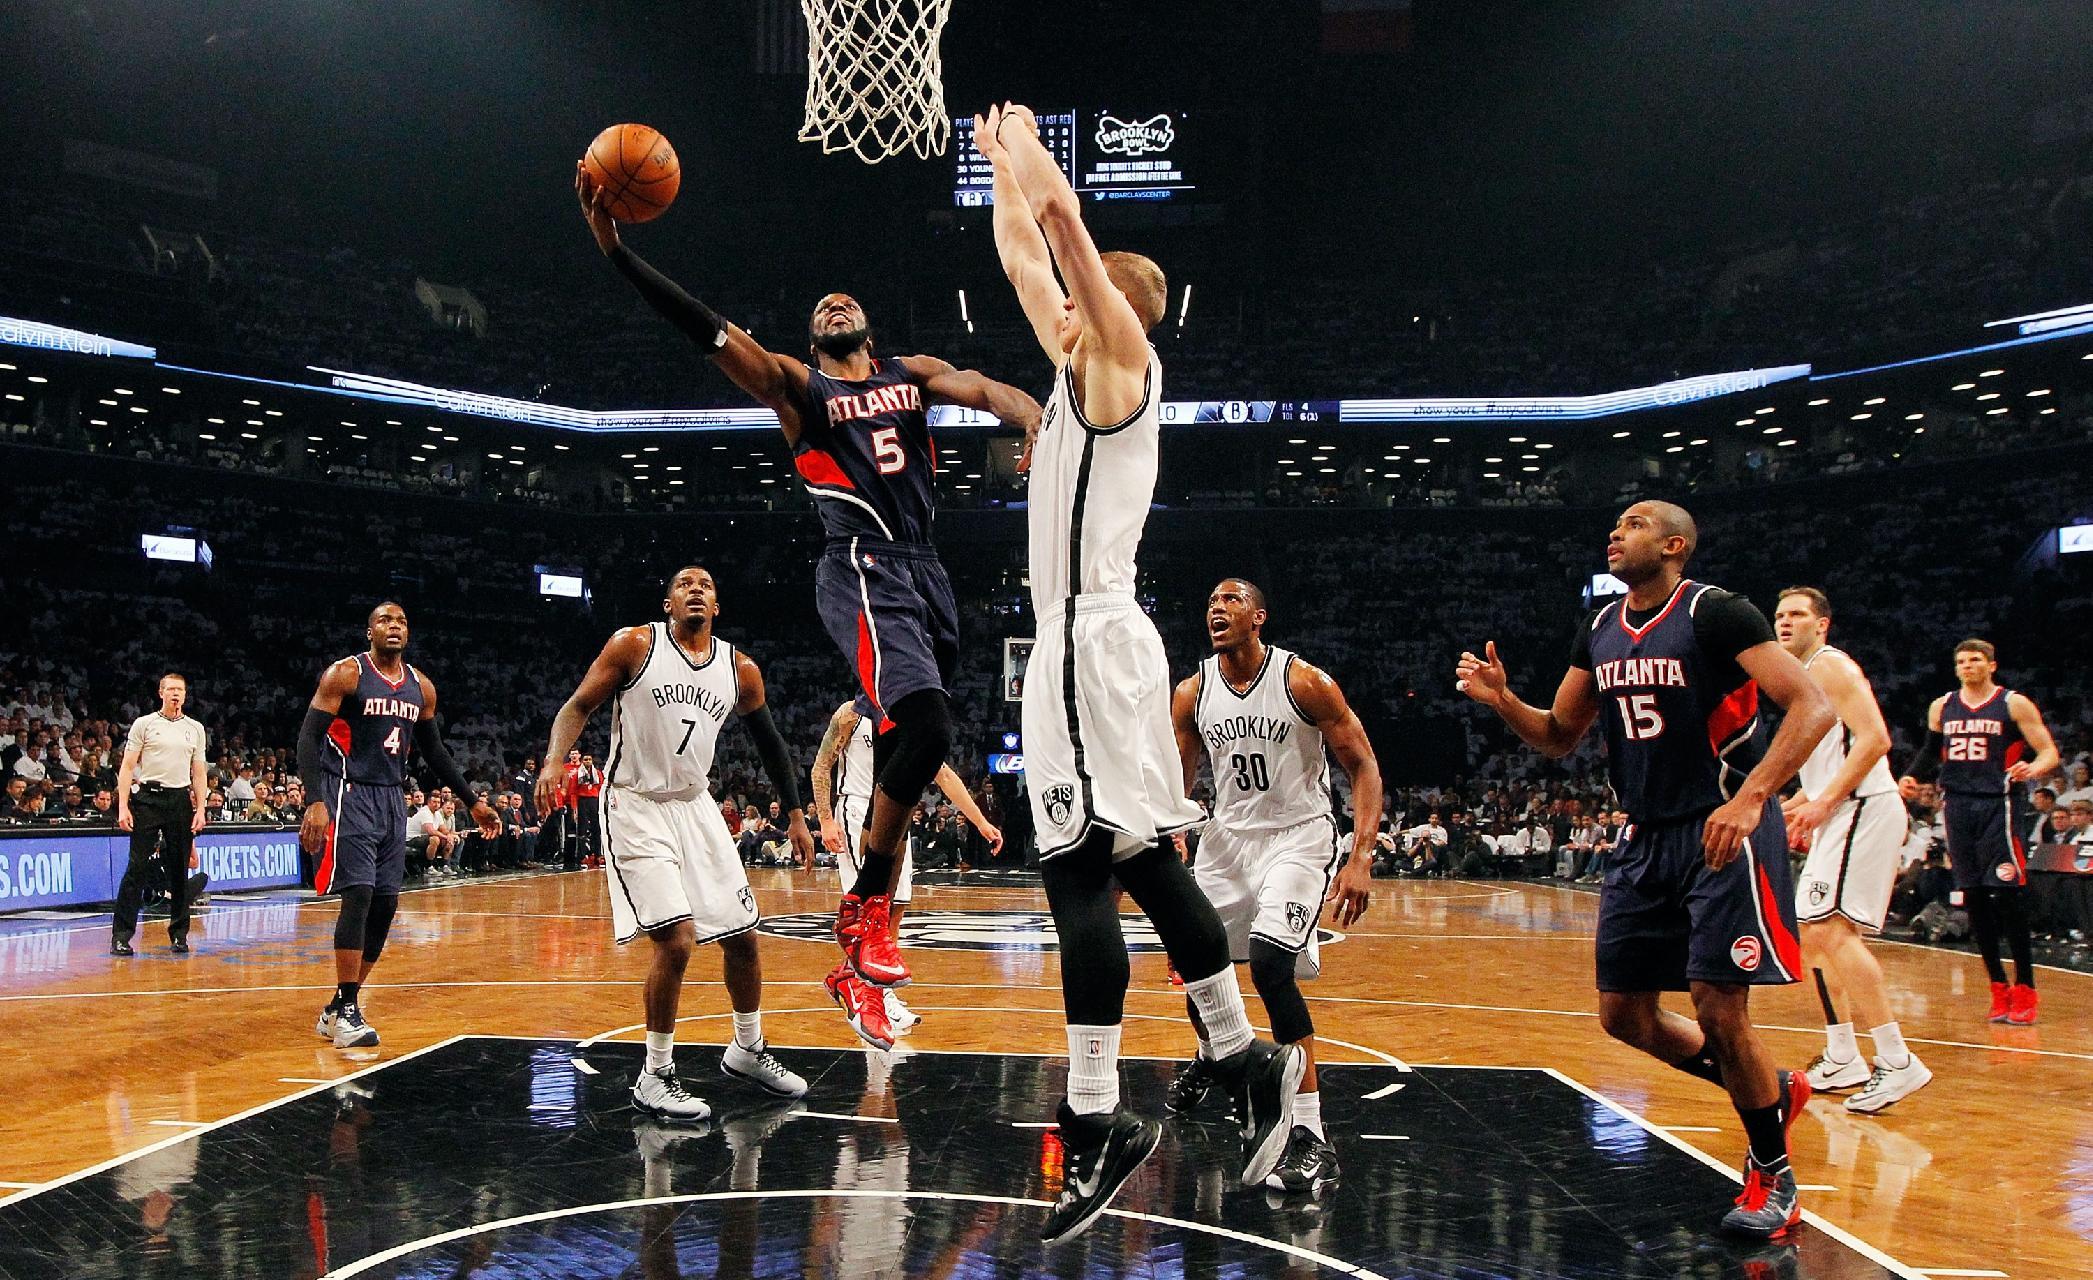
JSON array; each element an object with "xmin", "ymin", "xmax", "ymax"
[
  {"xmin": 1285, "ymin": 901, "xmax": 1310, "ymax": 934},
  {"xmin": 738, "ymin": 885, "xmax": 755, "ymax": 914},
  {"xmin": 1807, "ymin": 880, "xmax": 1829, "ymax": 907},
  {"xmin": 1729, "ymin": 936, "xmax": 1763, "ymax": 972},
  {"xmin": 1042, "ymin": 785, "xmax": 1075, "ymax": 828},
  {"xmin": 759, "ymin": 908, "xmax": 1342, "ymax": 954}
]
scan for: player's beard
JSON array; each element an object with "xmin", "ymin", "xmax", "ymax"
[{"xmin": 811, "ymin": 324, "xmax": 872, "ymax": 359}]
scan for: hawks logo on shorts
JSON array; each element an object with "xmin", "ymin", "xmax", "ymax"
[
  {"xmin": 1042, "ymin": 784, "xmax": 1075, "ymax": 828},
  {"xmin": 1730, "ymin": 936, "xmax": 1763, "ymax": 971}
]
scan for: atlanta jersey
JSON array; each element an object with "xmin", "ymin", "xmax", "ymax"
[
  {"xmin": 795, "ymin": 359, "xmax": 938, "ymax": 545},
  {"xmin": 1574, "ymin": 580, "xmax": 1775, "ymax": 825},
  {"xmin": 327, "ymin": 653, "xmax": 425, "ymax": 788},
  {"xmin": 606, "ymin": 626, "xmax": 741, "ymax": 799},
  {"xmin": 1025, "ymin": 350, "xmax": 1162, "ymax": 611},
  {"xmin": 1936, "ymin": 687, "xmax": 2026, "ymax": 796},
  {"xmin": 1194, "ymin": 646, "xmax": 1332, "ymax": 833},
  {"xmin": 1796, "ymin": 646, "xmax": 1897, "ymax": 802}
]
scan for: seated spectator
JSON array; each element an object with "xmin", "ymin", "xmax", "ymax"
[{"xmin": 243, "ymin": 782, "xmax": 278, "ymax": 822}]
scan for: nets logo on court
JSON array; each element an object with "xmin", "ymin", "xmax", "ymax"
[
  {"xmin": 1043, "ymin": 785, "xmax": 1075, "ymax": 828},
  {"xmin": 1095, "ymin": 114, "xmax": 1175, "ymax": 157},
  {"xmin": 759, "ymin": 908, "xmax": 1341, "ymax": 954},
  {"xmin": 1729, "ymin": 936, "xmax": 1763, "ymax": 972}
]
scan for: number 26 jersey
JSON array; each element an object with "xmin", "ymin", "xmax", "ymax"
[
  {"xmin": 1571, "ymin": 581, "xmax": 1776, "ymax": 825},
  {"xmin": 1194, "ymin": 646, "xmax": 1332, "ymax": 833}
]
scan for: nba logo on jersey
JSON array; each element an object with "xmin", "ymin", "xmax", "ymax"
[
  {"xmin": 1730, "ymin": 936, "xmax": 1763, "ymax": 971},
  {"xmin": 1043, "ymin": 784, "xmax": 1074, "ymax": 827}
]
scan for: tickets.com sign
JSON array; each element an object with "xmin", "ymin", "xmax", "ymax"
[{"xmin": 0, "ymin": 829, "xmax": 302, "ymax": 912}]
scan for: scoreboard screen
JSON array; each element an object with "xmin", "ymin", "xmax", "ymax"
[{"xmin": 954, "ymin": 107, "xmax": 1198, "ymax": 207}]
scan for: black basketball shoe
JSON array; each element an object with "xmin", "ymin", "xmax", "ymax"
[
  {"xmin": 1039, "ymin": 1103, "xmax": 1161, "ymax": 1246},
  {"xmin": 1166, "ymin": 1055, "xmax": 1223, "ymax": 1116},
  {"xmin": 1213, "ymin": 1039, "xmax": 1306, "ymax": 1186}
]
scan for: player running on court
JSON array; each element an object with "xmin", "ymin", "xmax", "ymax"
[
  {"xmin": 1896, "ymin": 639, "xmax": 2058, "ymax": 1025},
  {"xmin": 976, "ymin": 102, "xmax": 1304, "ymax": 1245},
  {"xmin": 538, "ymin": 566, "xmax": 814, "ymax": 1121},
  {"xmin": 576, "ymin": 164, "xmax": 1041, "ymax": 1034},
  {"xmin": 297, "ymin": 602, "xmax": 498, "ymax": 1049},
  {"xmin": 1772, "ymin": 587, "xmax": 1930, "ymax": 1112},
  {"xmin": 810, "ymin": 696, "xmax": 1003, "ymax": 1045},
  {"xmin": 1455, "ymin": 501, "xmax": 1836, "ymax": 1239},
  {"xmin": 1169, "ymin": 578, "xmax": 1381, "ymax": 1197}
]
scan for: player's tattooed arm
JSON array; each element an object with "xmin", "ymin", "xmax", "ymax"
[
  {"xmin": 2006, "ymin": 691, "xmax": 2061, "ymax": 783},
  {"xmin": 811, "ymin": 701, "xmax": 856, "ymax": 854},
  {"xmin": 1455, "ymin": 642, "xmax": 1601, "ymax": 760},
  {"xmin": 538, "ymin": 627, "xmax": 648, "ymax": 816},
  {"xmin": 895, "ymin": 354, "xmax": 1041, "ymax": 432}
]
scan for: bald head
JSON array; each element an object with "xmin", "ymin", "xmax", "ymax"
[{"xmin": 1633, "ymin": 501, "xmax": 1698, "ymax": 563}]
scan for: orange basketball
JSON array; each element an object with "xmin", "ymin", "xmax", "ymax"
[{"xmin": 581, "ymin": 123, "xmax": 681, "ymax": 224}]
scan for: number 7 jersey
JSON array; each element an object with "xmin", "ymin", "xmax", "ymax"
[
  {"xmin": 1194, "ymin": 646, "xmax": 1332, "ymax": 832},
  {"xmin": 607, "ymin": 625, "xmax": 742, "ymax": 799}
]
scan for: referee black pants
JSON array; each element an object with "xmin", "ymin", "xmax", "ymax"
[{"xmin": 114, "ymin": 786, "xmax": 197, "ymax": 944}]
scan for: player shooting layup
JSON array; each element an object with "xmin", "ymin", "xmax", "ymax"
[
  {"xmin": 577, "ymin": 169, "xmax": 1040, "ymax": 1041},
  {"xmin": 1456, "ymin": 502, "xmax": 1836, "ymax": 1240},
  {"xmin": 976, "ymin": 102, "xmax": 1303, "ymax": 1245},
  {"xmin": 539, "ymin": 566, "xmax": 812, "ymax": 1121}
]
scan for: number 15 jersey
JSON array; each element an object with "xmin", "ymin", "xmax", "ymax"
[
  {"xmin": 1194, "ymin": 646, "xmax": 1332, "ymax": 833},
  {"xmin": 607, "ymin": 625, "xmax": 741, "ymax": 800},
  {"xmin": 1572, "ymin": 580, "xmax": 1776, "ymax": 825}
]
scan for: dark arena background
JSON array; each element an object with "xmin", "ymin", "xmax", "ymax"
[{"xmin": 1, "ymin": 2, "xmax": 2091, "ymax": 1277}]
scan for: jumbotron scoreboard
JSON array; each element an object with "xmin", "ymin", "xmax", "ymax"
[{"xmin": 954, "ymin": 107, "xmax": 1199, "ymax": 206}]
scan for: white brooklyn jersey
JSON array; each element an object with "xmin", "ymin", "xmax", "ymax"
[
  {"xmin": 838, "ymin": 710, "xmax": 875, "ymax": 806},
  {"xmin": 1798, "ymin": 646, "xmax": 1896, "ymax": 801},
  {"xmin": 1195, "ymin": 647, "xmax": 1333, "ymax": 832},
  {"xmin": 1025, "ymin": 349, "xmax": 1163, "ymax": 611},
  {"xmin": 606, "ymin": 625, "xmax": 740, "ymax": 798}
]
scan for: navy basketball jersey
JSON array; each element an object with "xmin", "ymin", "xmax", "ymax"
[
  {"xmin": 794, "ymin": 358, "xmax": 938, "ymax": 545},
  {"xmin": 1579, "ymin": 581, "xmax": 1770, "ymax": 824},
  {"xmin": 327, "ymin": 653, "xmax": 425, "ymax": 787},
  {"xmin": 1936, "ymin": 687, "xmax": 2025, "ymax": 796}
]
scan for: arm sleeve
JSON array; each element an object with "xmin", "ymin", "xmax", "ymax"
[
  {"xmin": 412, "ymin": 718, "xmax": 481, "ymax": 805},
  {"xmin": 297, "ymin": 708, "xmax": 337, "ymax": 813},
  {"xmin": 1566, "ymin": 613, "xmax": 1598, "ymax": 671},
  {"xmin": 1903, "ymin": 730, "xmax": 1943, "ymax": 783},
  {"xmin": 608, "ymin": 244, "xmax": 728, "ymax": 352},
  {"xmin": 741, "ymin": 706, "xmax": 804, "ymax": 811},
  {"xmin": 1689, "ymin": 591, "xmax": 1776, "ymax": 662}
]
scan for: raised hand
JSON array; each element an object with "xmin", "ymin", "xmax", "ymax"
[
  {"xmin": 574, "ymin": 163, "xmax": 621, "ymax": 256},
  {"xmin": 1454, "ymin": 641, "xmax": 1510, "ymax": 709}
]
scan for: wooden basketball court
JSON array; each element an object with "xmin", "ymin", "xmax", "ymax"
[{"xmin": 0, "ymin": 869, "xmax": 2083, "ymax": 1277}]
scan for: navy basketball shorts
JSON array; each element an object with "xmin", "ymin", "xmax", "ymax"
[
  {"xmin": 814, "ymin": 537, "xmax": 960, "ymax": 724},
  {"xmin": 1943, "ymin": 793, "xmax": 2026, "ymax": 891},
  {"xmin": 1595, "ymin": 799, "xmax": 1802, "ymax": 991},
  {"xmin": 318, "ymin": 782, "xmax": 408, "ymax": 896}
]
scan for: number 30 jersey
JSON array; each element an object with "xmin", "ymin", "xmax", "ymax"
[
  {"xmin": 794, "ymin": 358, "xmax": 938, "ymax": 545},
  {"xmin": 1573, "ymin": 580, "xmax": 1775, "ymax": 825},
  {"xmin": 607, "ymin": 625, "xmax": 741, "ymax": 800},
  {"xmin": 1194, "ymin": 646, "xmax": 1332, "ymax": 833}
]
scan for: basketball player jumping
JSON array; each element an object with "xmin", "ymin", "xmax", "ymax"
[
  {"xmin": 810, "ymin": 696, "xmax": 1003, "ymax": 1045},
  {"xmin": 577, "ymin": 166, "xmax": 1041, "ymax": 1042},
  {"xmin": 1897, "ymin": 639, "xmax": 2058, "ymax": 1025},
  {"xmin": 297, "ymin": 602, "xmax": 498, "ymax": 1049},
  {"xmin": 1455, "ymin": 502, "xmax": 1836, "ymax": 1239},
  {"xmin": 538, "ymin": 566, "xmax": 813, "ymax": 1121},
  {"xmin": 1772, "ymin": 587, "xmax": 1931, "ymax": 1112},
  {"xmin": 976, "ymin": 102, "xmax": 1303, "ymax": 1244},
  {"xmin": 1170, "ymin": 578, "xmax": 1381, "ymax": 1196}
]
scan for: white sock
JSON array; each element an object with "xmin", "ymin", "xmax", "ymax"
[
  {"xmin": 645, "ymin": 1031, "xmax": 675, "ymax": 1073},
  {"xmin": 1824, "ymin": 1022, "xmax": 1859, "ymax": 1063},
  {"xmin": 1183, "ymin": 968, "xmax": 1254, "ymax": 1059},
  {"xmin": 732, "ymin": 1011, "xmax": 762, "ymax": 1049},
  {"xmin": 1295, "ymin": 1089, "xmax": 1324, "ymax": 1139},
  {"xmin": 1065, "ymin": 1024, "xmax": 1123, "ymax": 1116},
  {"xmin": 1869, "ymin": 1021, "xmax": 1911, "ymax": 1069},
  {"xmin": 1194, "ymin": 1035, "xmax": 1214, "ymax": 1062}
]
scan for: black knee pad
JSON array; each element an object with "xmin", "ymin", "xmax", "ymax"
[
  {"xmin": 362, "ymin": 892, "xmax": 399, "ymax": 964},
  {"xmin": 1248, "ymin": 938, "xmax": 1315, "ymax": 1044},
  {"xmin": 875, "ymin": 689, "xmax": 953, "ymax": 807},
  {"xmin": 333, "ymin": 884, "xmax": 374, "ymax": 953}
]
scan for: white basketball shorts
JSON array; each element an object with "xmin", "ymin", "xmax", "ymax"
[
  {"xmin": 837, "ymin": 793, "xmax": 915, "ymax": 904},
  {"xmin": 1022, "ymin": 594, "xmax": 1206, "ymax": 862},
  {"xmin": 1195, "ymin": 815, "xmax": 1339, "ymax": 980},
  {"xmin": 602, "ymin": 788, "xmax": 758, "ymax": 945},
  {"xmin": 1795, "ymin": 791, "xmax": 1908, "ymax": 933}
]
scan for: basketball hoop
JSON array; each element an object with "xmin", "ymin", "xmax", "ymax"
[{"xmin": 799, "ymin": 0, "xmax": 952, "ymax": 164}]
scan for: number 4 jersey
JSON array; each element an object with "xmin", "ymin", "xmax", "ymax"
[
  {"xmin": 325, "ymin": 652, "xmax": 425, "ymax": 787},
  {"xmin": 1572, "ymin": 580, "xmax": 1777, "ymax": 825},
  {"xmin": 1194, "ymin": 646, "xmax": 1332, "ymax": 832},
  {"xmin": 607, "ymin": 625, "xmax": 741, "ymax": 799}
]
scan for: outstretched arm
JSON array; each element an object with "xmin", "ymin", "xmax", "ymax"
[
  {"xmin": 577, "ymin": 166, "xmax": 813, "ymax": 444},
  {"xmin": 973, "ymin": 104, "xmax": 1068, "ymax": 361},
  {"xmin": 895, "ymin": 355, "xmax": 1040, "ymax": 431},
  {"xmin": 1455, "ymin": 641, "xmax": 1601, "ymax": 760}
]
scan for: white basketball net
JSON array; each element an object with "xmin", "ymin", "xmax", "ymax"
[{"xmin": 799, "ymin": 0, "xmax": 952, "ymax": 164}]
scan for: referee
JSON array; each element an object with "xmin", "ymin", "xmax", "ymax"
[{"xmin": 112, "ymin": 673, "xmax": 210, "ymax": 956}]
